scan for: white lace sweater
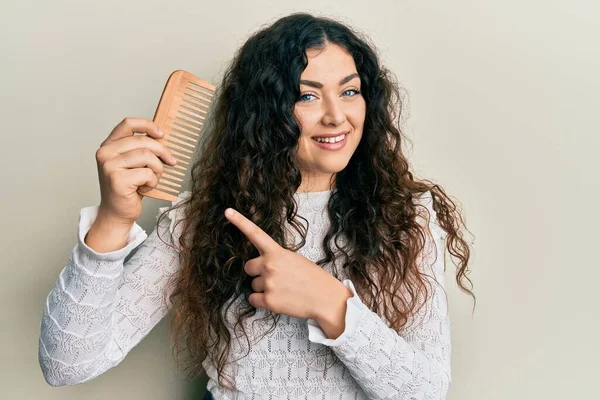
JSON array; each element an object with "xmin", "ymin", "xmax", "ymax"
[{"xmin": 38, "ymin": 189, "xmax": 451, "ymax": 399}]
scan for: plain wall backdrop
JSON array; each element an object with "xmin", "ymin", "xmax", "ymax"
[{"xmin": 1, "ymin": 0, "xmax": 598, "ymax": 398}]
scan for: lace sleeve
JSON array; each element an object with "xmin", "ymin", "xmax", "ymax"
[
  {"xmin": 38, "ymin": 191, "xmax": 190, "ymax": 386},
  {"xmin": 307, "ymin": 190, "xmax": 451, "ymax": 399}
]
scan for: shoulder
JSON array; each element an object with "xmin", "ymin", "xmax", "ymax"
[
  {"xmin": 412, "ymin": 190, "xmax": 435, "ymax": 221},
  {"xmin": 412, "ymin": 190, "xmax": 447, "ymax": 241}
]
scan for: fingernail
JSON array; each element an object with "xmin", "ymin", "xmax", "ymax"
[
  {"xmin": 158, "ymin": 129, "xmax": 165, "ymax": 137},
  {"xmin": 171, "ymin": 157, "xmax": 177, "ymax": 164},
  {"xmin": 225, "ymin": 208, "xmax": 235, "ymax": 217}
]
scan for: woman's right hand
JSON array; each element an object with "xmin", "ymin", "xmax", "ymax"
[{"xmin": 95, "ymin": 117, "xmax": 178, "ymax": 226}]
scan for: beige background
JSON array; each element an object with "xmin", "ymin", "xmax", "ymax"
[{"xmin": 1, "ymin": 0, "xmax": 598, "ymax": 399}]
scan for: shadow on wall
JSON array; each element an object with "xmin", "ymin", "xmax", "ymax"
[{"xmin": 185, "ymin": 372, "xmax": 209, "ymax": 400}]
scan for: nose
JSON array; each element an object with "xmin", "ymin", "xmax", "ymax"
[{"xmin": 321, "ymin": 97, "xmax": 347, "ymax": 126}]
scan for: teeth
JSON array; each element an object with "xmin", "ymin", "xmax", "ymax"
[{"xmin": 314, "ymin": 134, "xmax": 345, "ymax": 143}]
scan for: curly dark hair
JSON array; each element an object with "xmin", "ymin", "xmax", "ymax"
[{"xmin": 156, "ymin": 12, "xmax": 475, "ymax": 390}]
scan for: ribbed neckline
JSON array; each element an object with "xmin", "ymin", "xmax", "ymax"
[{"xmin": 292, "ymin": 188, "xmax": 334, "ymax": 210}]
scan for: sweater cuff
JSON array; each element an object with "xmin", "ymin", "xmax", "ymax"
[
  {"xmin": 306, "ymin": 279, "xmax": 369, "ymax": 347},
  {"xmin": 77, "ymin": 205, "xmax": 148, "ymax": 262}
]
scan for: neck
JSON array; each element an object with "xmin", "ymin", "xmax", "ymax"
[{"xmin": 296, "ymin": 173, "xmax": 336, "ymax": 193}]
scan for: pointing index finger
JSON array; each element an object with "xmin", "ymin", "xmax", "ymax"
[{"xmin": 225, "ymin": 208, "xmax": 278, "ymax": 254}]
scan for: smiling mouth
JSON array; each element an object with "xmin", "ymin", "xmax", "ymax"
[
  {"xmin": 312, "ymin": 132, "xmax": 349, "ymax": 143},
  {"xmin": 310, "ymin": 133, "xmax": 349, "ymax": 150}
]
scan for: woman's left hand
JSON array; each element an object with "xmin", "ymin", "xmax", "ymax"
[{"xmin": 224, "ymin": 207, "xmax": 347, "ymax": 321}]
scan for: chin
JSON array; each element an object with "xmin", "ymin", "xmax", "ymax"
[{"xmin": 319, "ymin": 160, "xmax": 351, "ymax": 173}]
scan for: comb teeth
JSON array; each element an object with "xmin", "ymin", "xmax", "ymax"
[{"xmin": 141, "ymin": 70, "xmax": 216, "ymax": 202}]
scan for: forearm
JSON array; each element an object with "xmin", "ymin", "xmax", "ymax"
[
  {"xmin": 308, "ymin": 279, "xmax": 451, "ymax": 400},
  {"xmin": 39, "ymin": 243, "xmax": 127, "ymax": 386},
  {"xmin": 40, "ymin": 206, "xmax": 148, "ymax": 386}
]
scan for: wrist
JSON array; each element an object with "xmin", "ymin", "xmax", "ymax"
[
  {"xmin": 314, "ymin": 282, "xmax": 354, "ymax": 340},
  {"xmin": 84, "ymin": 211, "xmax": 135, "ymax": 253},
  {"xmin": 97, "ymin": 203, "xmax": 138, "ymax": 227},
  {"xmin": 314, "ymin": 281, "xmax": 353, "ymax": 322},
  {"xmin": 95, "ymin": 210, "xmax": 136, "ymax": 230}
]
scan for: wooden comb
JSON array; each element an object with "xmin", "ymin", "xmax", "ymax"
[{"xmin": 141, "ymin": 70, "xmax": 216, "ymax": 202}]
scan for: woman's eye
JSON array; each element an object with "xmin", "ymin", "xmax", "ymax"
[
  {"xmin": 298, "ymin": 89, "xmax": 360, "ymax": 103},
  {"xmin": 343, "ymin": 89, "xmax": 361, "ymax": 96},
  {"xmin": 298, "ymin": 93, "xmax": 316, "ymax": 102}
]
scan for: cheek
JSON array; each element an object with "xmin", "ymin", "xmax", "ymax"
[
  {"xmin": 347, "ymin": 102, "xmax": 366, "ymax": 128},
  {"xmin": 355, "ymin": 102, "xmax": 367, "ymax": 123},
  {"xmin": 295, "ymin": 110, "xmax": 315, "ymax": 138},
  {"xmin": 296, "ymin": 136, "xmax": 312, "ymax": 155}
]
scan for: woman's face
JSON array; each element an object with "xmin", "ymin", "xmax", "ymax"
[{"xmin": 293, "ymin": 43, "xmax": 366, "ymax": 192}]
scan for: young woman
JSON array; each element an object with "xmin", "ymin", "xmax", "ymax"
[{"xmin": 39, "ymin": 12, "xmax": 474, "ymax": 399}]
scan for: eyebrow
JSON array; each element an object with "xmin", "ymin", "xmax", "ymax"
[{"xmin": 299, "ymin": 73, "xmax": 360, "ymax": 89}]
